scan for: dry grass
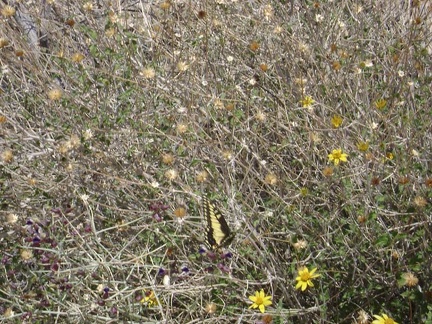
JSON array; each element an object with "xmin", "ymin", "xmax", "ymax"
[{"xmin": 1, "ymin": 0, "xmax": 431, "ymax": 323}]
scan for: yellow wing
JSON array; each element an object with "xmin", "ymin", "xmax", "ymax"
[{"xmin": 203, "ymin": 197, "xmax": 234, "ymax": 250}]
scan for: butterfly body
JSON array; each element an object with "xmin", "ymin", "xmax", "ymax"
[{"xmin": 203, "ymin": 196, "xmax": 235, "ymax": 250}]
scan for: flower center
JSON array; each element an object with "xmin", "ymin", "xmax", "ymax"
[
  {"xmin": 301, "ymin": 273, "xmax": 311, "ymax": 281},
  {"xmin": 255, "ymin": 296, "xmax": 264, "ymax": 305}
]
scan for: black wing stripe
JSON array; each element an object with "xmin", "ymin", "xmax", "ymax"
[{"xmin": 203, "ymin": 196, "xmax": 231, "ymax": 249}]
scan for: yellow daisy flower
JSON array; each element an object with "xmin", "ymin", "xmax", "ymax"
[
  {"xmin": 357, "ymin": 141, "xmax": 369, "ymax": 152},
  {"xmin": 374, "ymin": 98, "xmax": 387, "ymax": 110},
  {"xmin": 328, "ymin": 149, "xmax": 348, "ymax": 165},
  {"xmin": 295, "ymin": 267, "xmax": 320, "ymax": 291},
  {"xmin": 300, "ymin": 95, "xmax": 315, "ymax": 108},
  {"xmin": 248, "ymin": 289, "xmax": 272, "ymax": 313},
  {"xmin": 372, "ymin": 313, "xmax": 398, "ymax": 324},
  {"xmin": 331, "ymin": 115, "xmax": 343, "ymax": 128},
  {"xmin": 140, "ymin": 290, "xmax": 159, "ymax": 307}
]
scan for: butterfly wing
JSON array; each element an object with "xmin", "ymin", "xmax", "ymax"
[{"xmin": 203, "ymin": 197, "xmax": 232, "ymax": 250}]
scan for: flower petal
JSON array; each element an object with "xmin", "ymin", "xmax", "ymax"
[
  {"xmin": 263, "ymin": 299, "xmax": 272, "ymax": 306},
  {"xmin": 301, "ymin": 282, "xmax": 307, "ymax": 291}
]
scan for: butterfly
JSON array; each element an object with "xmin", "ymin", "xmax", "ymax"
[{"xmin": 203, "ymin": 196, "xmax": 235, "ymax": 250}]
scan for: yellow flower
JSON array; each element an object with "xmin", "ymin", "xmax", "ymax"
[
  {"xmin": 372, "ymin": 313, "xmax": 398, "ymax": 324},
  {"xmin": 374, "ymin": 98, "xmax": 387, "ymax": 110},
  {"xmin": 71, "ymin": 52, "xmax": 85, "ymax": 63},
  {"xmin": 140, "ymin": 290, "xmax": 158, "ymax": 307},
  {"xmin": 248, "ymin": 289, "xmax": 272, "ymax": 313},
  {"xmin": 295, "ymin": 267, "xmax": 320, "ymax": 291},
  {"xmin": 300, "ymin": 95, "xmax": 315, "ymax": 108},
  {"xmin": 300, "ymin": 187, "xmax": 308, "ymax": 196},
  {"xmin": 357, "ymin": 141, "xmax": 369, "ymax": 152},
  {"xmin": 328, "ymin": 149, "xmax": 348, "ymax": 165},
  {"xmin": 331, "ymin": 115, "xmax": 343, "ymax": 128}
]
